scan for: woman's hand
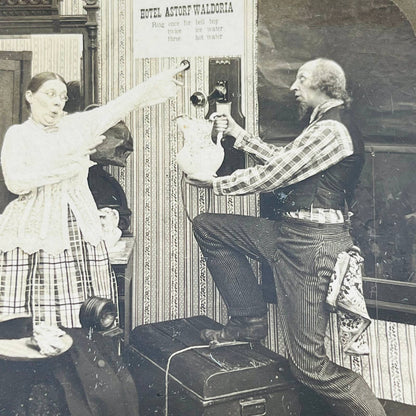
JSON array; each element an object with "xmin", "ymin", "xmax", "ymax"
[
  {"xmin": 184, "ymin": 175, "xmax": 214, "ymax": 188},
  {"xmin": 142, "ymin": 66, "xmax": 184, "ymax": 106},
  {"xmin": 62, "ymin": 135, "xmax": 106, "ymax": 166},
  {"xmin": 85, "ymin": 135, "xmax": 106, "ymax": 156}
]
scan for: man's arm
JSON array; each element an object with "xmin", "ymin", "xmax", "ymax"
[
  {"xmin": 183, "ymin": 118, "xmax": 284, "ymax": 187},
  {"xmin": 230, "ymin": 127, "xmax": 285, "ymax": 163},
  {"xmin": 213, "ymin": 120, "xmax": 354, "ymax": 196},
  {"xmin": 214, "ymin": 116, "xmax": 284, "ymax": 164}
]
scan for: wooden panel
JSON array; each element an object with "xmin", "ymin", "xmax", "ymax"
[
  {"xmin": 0, "ymin": 0, "xmax": 60, "ymax": 16},
  {"xmin": 0, "ymin": 58, "xmax": 19, "ymax": 214},
  {"xmin": 0, "ymin": 51, "xmax": 31, "ymax": 213},
  {"xmin": 0, "ymin": 59, "xmax": 19, "ymax": 144}
]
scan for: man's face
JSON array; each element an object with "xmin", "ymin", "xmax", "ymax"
[{"xmin": 290, "ymin": 61, "xmax": 322, "ymax": 117}]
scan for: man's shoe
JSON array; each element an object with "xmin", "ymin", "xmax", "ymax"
[{"xmin": 200, "ymin": 315, "xmax": 268, "ymax": 343}]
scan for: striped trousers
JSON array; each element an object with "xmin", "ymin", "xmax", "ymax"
[{"xmin": 193, "ymin": 213, "xmax": 386, "ymax": 416}]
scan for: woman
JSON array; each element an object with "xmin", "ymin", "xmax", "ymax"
[{"xmin": 0, "ymin": 68, "xmax": 181, "ymax": 328}]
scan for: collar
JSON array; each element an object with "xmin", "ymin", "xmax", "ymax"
[
  {"xmin": 309, "ymin": 99, "xmax": 344, "ymax": 125},
  {"xmin": 28, "ymin": 116, "xmax": 65, "ymax": 133}
]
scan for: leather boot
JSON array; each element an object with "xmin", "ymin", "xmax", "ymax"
[{"xmin": 200, "ymin": 315, "xmax": 268, "ymax": 342}]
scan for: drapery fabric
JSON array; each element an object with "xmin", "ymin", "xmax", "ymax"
[{"xmin": 326, "ymin": 247, "xmax": 371, "ymax": 355}]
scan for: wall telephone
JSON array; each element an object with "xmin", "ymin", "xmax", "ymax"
[{"xmin": 190, "ymin": 57, "xmax": 245, "ymax": 177}]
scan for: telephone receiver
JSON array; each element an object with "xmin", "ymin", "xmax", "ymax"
[
  {"xmin": 189, "ymin": 57, "xmax": 245, "ymax": 177},
  {"xmin": 190, "ymin": 81, "xmax": 228, "ymax": 107}
]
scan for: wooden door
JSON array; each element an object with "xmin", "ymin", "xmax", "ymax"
[{"xmin": 0, "ymin": 51, "xmax": 31, "ymax": 213}]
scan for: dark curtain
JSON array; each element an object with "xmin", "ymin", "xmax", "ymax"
[{"xmin": 257, "ymin": 0, "xmax": 416, "ymax": 143}]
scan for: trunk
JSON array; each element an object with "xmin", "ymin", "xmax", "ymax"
[{"xmin": 127, "ymin": 315, "xmax": 301, "ymax": 416}]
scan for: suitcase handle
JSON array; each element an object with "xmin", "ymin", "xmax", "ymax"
[{"xmin": 240, "ymin": 397, "xmax": 266, "ymax": 416}]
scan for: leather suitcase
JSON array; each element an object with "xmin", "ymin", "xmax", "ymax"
[{"xmin": 127, "ymin": 315, "xmax": 301, "ymax": 416}]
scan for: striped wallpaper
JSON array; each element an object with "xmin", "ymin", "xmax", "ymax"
[
  {"xmin": 0, "ymin": 34, "xmax": 82, "ymax": 83},
  {"xmin": 267, "ymin": 307, "xmax": 416, "ymax": 405}
]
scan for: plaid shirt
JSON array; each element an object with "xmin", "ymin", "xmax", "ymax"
[{"xmin": 213, "ymin": 100, "xmax": 354, "ymax": 196}]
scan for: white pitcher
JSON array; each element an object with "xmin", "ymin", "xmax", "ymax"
[{"xmin": 176, "ymin": 115, "xmax": 225, "ymax": 181}]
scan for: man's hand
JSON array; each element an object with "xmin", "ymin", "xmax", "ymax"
[
  {"xmin": 211, "ymin": 113, "xmax": 244, "ymax": 138},
  {"xmin": 184, "ymin": 175, "xmax": 214, "ymax": 188}
]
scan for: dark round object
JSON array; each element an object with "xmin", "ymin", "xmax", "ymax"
[
  {"xmin": 190, "ymin": 91, "xmax": 207, "ymax": 107},
  {"xmin": 79, "ymin": 297, "xmax": 117, "ymax": 331}
]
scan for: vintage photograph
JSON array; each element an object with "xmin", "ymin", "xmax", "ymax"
[{"xmin": 0, "ymin": 0, "xmax": 415, "ymax": 415}]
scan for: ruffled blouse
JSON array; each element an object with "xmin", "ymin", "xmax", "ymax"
[{"xmin": 0, "ymin": 75, "xmax": 171, "ymax": 255}]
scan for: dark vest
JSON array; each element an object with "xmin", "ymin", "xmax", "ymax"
[{"xmin": 273, "ymin": 106, "xmax": 364, "ymax": 213}]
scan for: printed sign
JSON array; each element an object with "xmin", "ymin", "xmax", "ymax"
[{"xmin": 133, "ymin": 1, "xmax": 244, "ymax": 58}]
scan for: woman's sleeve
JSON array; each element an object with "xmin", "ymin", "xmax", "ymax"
[
  {"xmin": 1, "ymin": 126, "xmax": 92, "ymax": 195},
  {"xmin": 70, "ymin": 68, "xmax": 179, "ymax": 140}
]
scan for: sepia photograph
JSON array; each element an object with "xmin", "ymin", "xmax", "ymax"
[{"xmin": 0, "ymin": 0, "xmax": 416, "ymax": 415}]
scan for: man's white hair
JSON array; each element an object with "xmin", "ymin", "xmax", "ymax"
[{"xmin": 307, "ymin": 58, "xmax": 350, "ymax": 104}]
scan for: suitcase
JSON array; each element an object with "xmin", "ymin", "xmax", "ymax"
[{"xmin": 127, "ymin": 315, "xmax": 301, "ymax": 416}]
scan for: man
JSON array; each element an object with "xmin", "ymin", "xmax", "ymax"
[{"xmin": 189, "ymin": 58, "xmax": 386, "ymax": 416}]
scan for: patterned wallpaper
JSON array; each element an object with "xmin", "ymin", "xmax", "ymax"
[{"xmin": 0, "ymin": 34, "xmax": 82, "ymax": 82}]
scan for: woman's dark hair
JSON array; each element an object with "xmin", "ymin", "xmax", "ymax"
[
  {"xmin": 63, "ymin": 80, "xmax": 82, "ymax": 113},
  {"xmin": 25, "ymin": 72, "xmax": 67, "ymax": 109}
]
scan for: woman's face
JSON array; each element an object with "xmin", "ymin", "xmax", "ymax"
[{"xmin": 25, "ymin": 79, "xmax": 68, "ymax": 127}]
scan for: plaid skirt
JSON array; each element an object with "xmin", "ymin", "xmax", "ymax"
[{"xmin": 0, "ymin": 208, "xmax": 117, "ymax": 328}]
